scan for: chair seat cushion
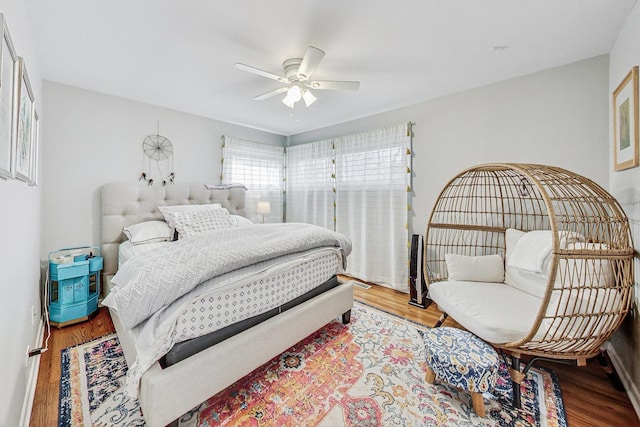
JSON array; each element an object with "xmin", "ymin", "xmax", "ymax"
[
  {"xmin": 429, "ymin": 280, "xmax": 541, "ymax": 344},
  {"xmin": 424, "ymin": 327, "xmax": 499, "ymax": 393}
]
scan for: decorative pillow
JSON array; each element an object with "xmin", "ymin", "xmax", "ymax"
[
  {"xmin": 159, "ymin": 203, "xmax": 222, "ymax": 213},
  {"xmin": 504, "ymin": 228, "xmax": 587, "ymax": 298},
  {"xmin": 558, "ymin": 242, "xmax": 613, "ymax": 287},
  {"xmin": 545, "ymin": 242, "xmax": 618, "ymax": 336},
  {"xmin": 230, "ymin": 215, "xmax": 253, "ymax": 226},
  {"xmin": 159, "ymin": 203, "xmax": 222, "ymax": 229},
  {"xmin": 505, "ymin": 228, "xmax": 526, "ymax": 263},
  {"xmin": 503, "ymin": 228, "xmax": 537, "ymax": 292},
  {"xmin": 507, "ymin": 229, "xmax": 585, "ymax": 274},
  {"xmin": 123, "ymin": 221, "xmax": 174, "ymax": 245},
  {"xmin": 445, "ymin": 253, "xmax": 505, "ymax": 283},
  {"xmin": 171, "ymin": 208, "xmax": 237, "ymax": 238}
]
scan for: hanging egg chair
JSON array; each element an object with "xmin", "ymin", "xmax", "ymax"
[{"xmin": 424, "ymin": 163, "xmax": 634, "ymax": 407}]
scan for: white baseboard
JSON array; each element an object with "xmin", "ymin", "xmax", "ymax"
[
  {"xmin": 603, "ymin": 341, "xmax": 640, "ymax": 419},
  {"xmin": 19, "ymin": 318, "xmax": 46, "ymax": 427}
]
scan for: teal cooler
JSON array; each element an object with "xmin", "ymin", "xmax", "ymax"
[{"xmin": 48, "ymin": 247, "xmax": 103, "ymax": 327}]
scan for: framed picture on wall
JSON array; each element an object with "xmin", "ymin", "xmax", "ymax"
[
  {"xmin": 28, "ymin": 109, "xmax": 39, "ymax": 186},
  {"xmin": 613, "ymin": 66, "xmax": 639, "ymax": 171},
  {"xmin": 0, "ymin": 15, "xmax": 18, "ymax": 180},
  {"xmin": 14, "ymin": 57, "xmax": 35, "ymax": 182}
]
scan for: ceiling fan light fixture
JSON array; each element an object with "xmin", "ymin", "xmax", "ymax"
[
  {"xmin": 302, "ymin": 89, "xmax": 317, "ymax": 106},
  {"xmin": 288, "ymin": 85, "xmax": 302, "ymax": 102},
  {"xmin": 282, "ymin": 94, "xmax": 296, "ymax": 108},
  {"xmin": 235, "ymin": 46, "xmax": 360, "ymax": 107},
  {"xmin": 282, "ymin": 84, "xmax": 306, "ymax": 108}
]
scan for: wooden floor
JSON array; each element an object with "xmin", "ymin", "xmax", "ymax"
[
  {"xmin": 30, "ymin": 282, "xmax": 639, "ymax": 426},
  {"xmin": 30, "ymin": 307, "xmax": 115, "ymax": 427}
]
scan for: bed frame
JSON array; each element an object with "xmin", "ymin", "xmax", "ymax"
[{"xmin": 101, "ymin": 183, "xmax": 354, "ymax": 427}]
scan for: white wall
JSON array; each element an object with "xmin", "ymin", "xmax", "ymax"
[
  {"xmin": 0, "ymin": 0, "xmax": 43, "ymax": 425},
  {"xmin": 41, "ymin": 82, "xmax": 285, "ymax": 256},
  {"xmin": 608, "ymin": 1, "xmax": 640, "ymax": 413},
  {"xmin": 290, "ymin": 55, "xmax": 610, "ymax": 238}
]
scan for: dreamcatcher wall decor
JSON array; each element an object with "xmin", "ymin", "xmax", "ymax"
[{"xmin": 140, "ymin": 124, "xmax": 175, "ymax": 186}]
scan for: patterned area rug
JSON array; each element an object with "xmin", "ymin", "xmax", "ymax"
[{"xmin": 59, "ymin": 302, "xmax": 567, "ymax": 426}]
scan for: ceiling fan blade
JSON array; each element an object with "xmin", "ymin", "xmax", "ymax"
[
  {"xmin": 234, "ymin": 63, "xmax": 288, "ymax": 83},
  {"xmin": 253, "ymin": 86, "xmax": 289, "ymax": 100},
  {"xmin": 307, "ymin": 80, "xmax": 360, "ymax": 91},
  {"xmin": 297, "ymin": 46, "xmax": 325, "ymax": 80}
]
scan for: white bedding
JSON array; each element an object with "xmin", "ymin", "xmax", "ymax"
[
  {"xmin": 173, "ymin": 248, "xmax": 340, "ymax": 342},
  {"xmin": 118, "ymin": 240, "xmax": 170, "ymax": 268},
  {"xmin": 103, "ymin": 222, "xmax": 352, "ymax": 398},
  {"xmin": 123, "ymin": 246, "xmax": 343, "ymax": 397},
  {"xmin": 105, "ymin": 223, "xmax": 351, "ymax": 330}
]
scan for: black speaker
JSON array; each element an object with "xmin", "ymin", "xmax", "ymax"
[{"xmin": 409, "ymin": 234, "xmax": 431, "ymax": 308}]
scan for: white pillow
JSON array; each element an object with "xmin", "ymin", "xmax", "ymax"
[
  {"xmin": 171, "ymin": 208, "xmax": 237, "ymax": 238},
  {"xmin": 507, "ymin": 229, "xmax": 585, "ymax": 274},
  {"xmin": 123, "ymin": 221, "xmax": 173, "ymax": 245},
  {"xmin": 504, "ymin": 228, "xmax": 588, "ymax": 299},
  {"xmin": 231, "ymin": 215, "xmax": 253, "ymax": 226},
  {"xmin": 504, "ymin": 228, "xmax": 542, "ymax": 294},
  {"xmin": 445, "ymin": 253, "xmax": 505, "ymax": 283},
  {"xmin": 158, "ymin": 203, "xmax": 222, "ymax": 213},
  {"xmin": 159, "ymin": 203, "xmax": 222, "ymax": 229},
  {"xmin": 558, "ymin": 242, "xmax": 613, "ymax": 288},
  {"xmin": 505, "ymin": 228, "xmax": 526, "ymax": 263}
]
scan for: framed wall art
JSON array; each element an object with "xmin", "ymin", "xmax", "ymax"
[
  {"xmin": 613, "ymin": 66, "xmax": 639, "ymax": 171},
  {"xmin": 14, "ymin": 57, "xmax": 34, "ymax": 182},
  {"xmin": 0, "ymin": 15, "xmax": 18, "ymax": 180},
  {"xmin": 28, "ymin": 109, "xmax": 39, "ymax": 186}
]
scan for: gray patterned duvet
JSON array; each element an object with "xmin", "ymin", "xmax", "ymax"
[
  {"xmin": 104, "ymin": 223, "xmax": 351, "ymax": 329},
  {"xmin": 103, "ymin": 223, "xmax": 352, "ymax": 397}
]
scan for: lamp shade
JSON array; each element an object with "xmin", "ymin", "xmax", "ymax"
[
  {"xmin": 282, "ymin": 95, "xmax": 295, "ymax": 108},
  {"xmin": 256, "ymin": 201, "xmax": 271, "ymax": 215},
  {"xmin": 302, "ymin": 89, "xmax": 317, "ymax": 106},
  {"xmin": 288, "ymin": 85, "xmax": 302, "ymax": 102}
]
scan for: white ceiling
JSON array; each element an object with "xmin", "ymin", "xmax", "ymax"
[{"xmin": 24, "ymin": 0, "xmax": 636, "ymax": 136}]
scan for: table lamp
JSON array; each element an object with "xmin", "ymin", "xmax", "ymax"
[{"xmin": 256, "ymin": 201, "xmax": 271, "ymax": 223}]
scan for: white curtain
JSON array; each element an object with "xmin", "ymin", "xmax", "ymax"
[
  {"xmin": 221, "ymin": 136, "xmax": 285, "ymax": 223},
  {"xmin": 285, "ymin": 124, "xmax": 411, "ymax": 291},
  {"xmin": 286, "ymin": 140, "xmax": 335, "ymax": 229},
  {"xmin": 335, "ymin": 124, "xmax": 411, "ymax": 291}
]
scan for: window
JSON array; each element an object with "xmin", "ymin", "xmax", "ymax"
[
  {"xmin": 286, "ymin": 140, "xmax": 335, "ymax": 229},
  {"xmin": 221, "ymin": 136, "xmax": 285, "ymax": 223}
]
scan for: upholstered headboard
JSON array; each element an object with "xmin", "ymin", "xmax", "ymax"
[{"xmin": 101, "ymin": 183, "xmax": 246, "ymax": 277}]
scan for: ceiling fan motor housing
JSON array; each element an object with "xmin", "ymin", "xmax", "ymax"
[{"xmin": 283, "ymin": 58, "xmax": 303, "ymax": 81}]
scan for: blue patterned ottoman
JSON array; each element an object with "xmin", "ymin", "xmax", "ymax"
[{"xmin": 423, "ymin": 327, "xmax": 499, "ymax": 417}]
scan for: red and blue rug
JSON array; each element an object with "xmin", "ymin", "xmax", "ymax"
[{"xmin": 59, "ymin": 302, "xmax": 567, "ymax": 426}]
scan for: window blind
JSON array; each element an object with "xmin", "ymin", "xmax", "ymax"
[
  {"xmin": 286, "ymin": 140, "xmax": 335, "ymax": 229},
  {"xmin": 221, "ymin": 136, "xmax": 285, "ymax": 223}
]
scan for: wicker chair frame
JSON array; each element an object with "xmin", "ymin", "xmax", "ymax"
[{"xmin": 425, "ymin": 163, "xmax": 634, "ymax": 405}]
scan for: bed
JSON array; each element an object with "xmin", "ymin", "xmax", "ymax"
[{"xmin": 100, "ymin": 183, "xmax": 354, "ymax": 427}]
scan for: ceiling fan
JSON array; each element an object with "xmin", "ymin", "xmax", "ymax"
[{"xmin": 234, "ymin": 46, "xmax": 360, "ymax": 108}]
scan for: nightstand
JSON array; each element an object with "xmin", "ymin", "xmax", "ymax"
[{"xmin": 48, "ymin": 247, "xmax": 103, "ymax": 327}]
